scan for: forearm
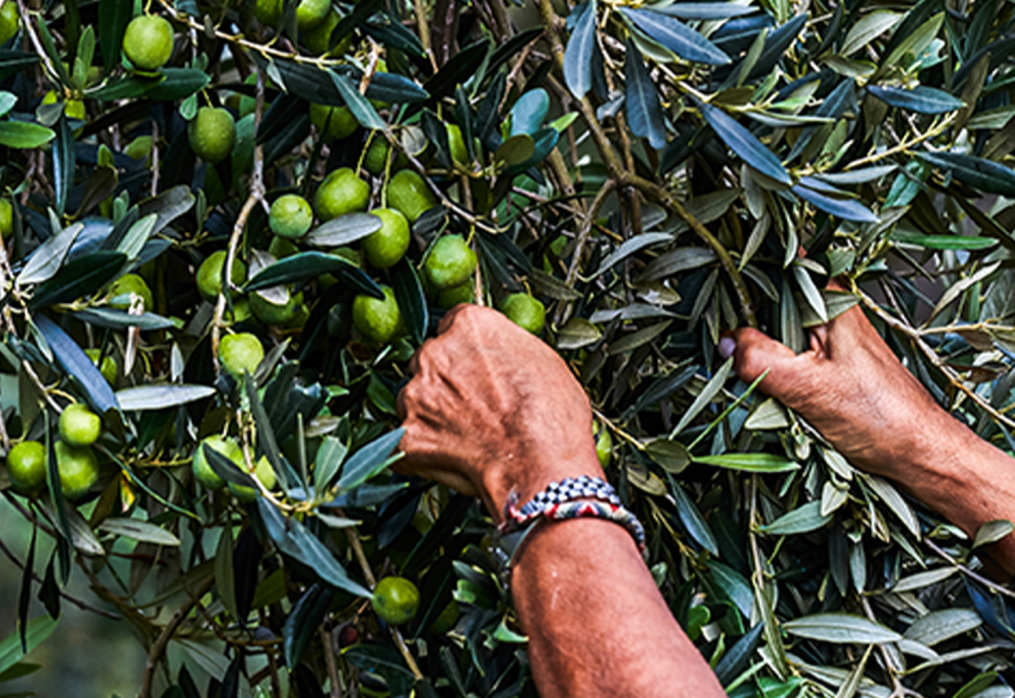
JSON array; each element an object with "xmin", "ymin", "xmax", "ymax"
[
  {"xmin": 899, "ymin": 412, "xmax": 1015, "ymax": 576},
  {"xmin": 511, "ymin": 518, "xmax": 725, "ymax": 698}
]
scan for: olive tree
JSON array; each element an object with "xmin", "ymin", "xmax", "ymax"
[{"xmin": 2, "ymin": 0, "xmax": 1015, "ymax": 695}]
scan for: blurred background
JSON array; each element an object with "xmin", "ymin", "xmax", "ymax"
[{"xmin": 0, "ymin": 498, "xmax": 146, "ymax": 698}]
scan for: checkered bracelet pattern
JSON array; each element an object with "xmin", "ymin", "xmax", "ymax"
[{"xmin": 499, "ymin": 475, "xmax": 646, "ymax": 553}]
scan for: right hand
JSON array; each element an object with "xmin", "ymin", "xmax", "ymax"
[
  {"xmin": 725, "ymin": 301, "xmax": 956, "ymax": 480},
  {"xmin": 396, "ymin": 305, "xmax": 604, "ymax": 520}
]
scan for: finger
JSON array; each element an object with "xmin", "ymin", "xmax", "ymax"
[
  {"xmin": 726, "ymin": 328, "xmax": 810, "ymax": 400},
  {"xmin": 396, "ymin": 382, "xmax": 410, "ymax": 420},
  {"xmin": 436, "ymin": 303, "xmax": 473, "ymax": 335}
]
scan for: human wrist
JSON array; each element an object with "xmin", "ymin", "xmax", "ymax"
[{"xmin": 478, "ymin": 444, "xmax": 605, "ymax": 524}]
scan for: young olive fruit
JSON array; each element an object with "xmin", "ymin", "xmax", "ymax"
[
  {"xmin": 5, "ymin": 441, "xmax": 47, "ymax": 495},
  {"xmin": 0, "ymin": 1, "xmax": 20, "ymax": 46},
  {"xmin": 0, "ymin": 199, "xmax": 13, "ymax": 240},
  {"xmin": 385, "ymin": 170, "xmax": 436, "ymax": 223},
  {"xmin": 219, "ymin": 333, "xmax": 265, "ymax": 378},
  {"xmin": 269, "ymin": 194, "xmax": 314, "ymax": 240},
  {"xmin": 303, "ymin": 9, "xmax": 350, "ymax": 57},
  {"xmin": 424, "ymin": 235, "xmax": 476, "ymax": 290},
  {"xmin": 228, "ymin": 456, "xmax": 277, "ymax": 502},
  {"xmin": 296, "ymin": 0, "xmax": 330, "ymax": 31},
  {"xmin": 189, "ymin": 107, "xmax": 237, "ymax": 164},
  {"xmin": 122, "ymin": 15, "xmax": 174, "ymax": 71},
  {"xmin": 314, "ymin": 168, "xmax": 370, "ymax": 222},
  {"xmin": 55, "ymin": 442, "xmax": 99, "ymax": 500},
  {"xmin": 85, "ymin": 349, "xmax": 118, "ymax": 385},
  {"xmin": 352, "ymin": 286, "xmax": 403, "ymax": 344},
  {"xmin": 594, "ymin": 423, "xmax": 613, "ymax": 468},
  {"xmin": 371, "ymin": 577, "xmax": 420, "ymax": 625},
  {"xmin": 436, "ymin": 280, "xmax": 475, "ymax": 309},
  {"xmin": 108, "ymin": 273, "xmax": 153, "ymax": 312},
  {"xmin": 309, "ymin": 103, "xmax": 357, "ymax": 142},
  {"xmin": 501, "ymin": 293, "xmax": 546, "ymax": 335},
  {"xmin": 59, "ymin": 404, "xmax": 102, "ymax": 447},
  {"xmin": 192, "ymin": 434, "xmax": 242, "ymax": 490},
  {"xmin": 196, "ymin": 250, "xmax": 247, "ymax": 302},
  {"xmin": 361, "ymin": 208, "xmax": 410, "ymax": 269},
  {"xmin": 250, "ymin": 291, "xmax": 302, "ymax": 326}
]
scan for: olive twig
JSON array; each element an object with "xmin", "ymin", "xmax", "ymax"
[
  {"xmin": 211, "ymin": 72, "xmax": 266, "ymax": 373},
  {"xmin": 855, "ymin": 288, "xmax": 1015, "ymax": 431},
  {"xmin": 342, "ymin": 525, "xmax": 424, "ymax": 680}
]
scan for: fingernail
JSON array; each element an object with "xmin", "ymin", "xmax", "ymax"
[{"xmin": 718, "ymin": 335, "xmax": 736, "ymax": 360}]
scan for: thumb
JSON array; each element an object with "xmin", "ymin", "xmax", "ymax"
[{"xmin": 721, "ymin": 328, "xmax": 809, "ymax": 401}]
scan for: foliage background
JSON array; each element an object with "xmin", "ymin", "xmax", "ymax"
[{"xmin": 3, "ymin": 0, "xmax": 1015, "ymax": 696}]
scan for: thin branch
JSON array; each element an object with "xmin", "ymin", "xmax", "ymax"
[
  {"xmin": 565, "ymin": 179, "xmax": 615, "ymax": 285},
  {"xmin": 855, "ymin": 288, "xmax": 1015, "ymax": 431},
  {"xmin": 139, "ymin": 576, "xmax": 216, "ymax": 698},
  {"xmin": 0, "ymin": 533, "xmax": 120, "ymax": 619},
  {"xmin": 341, "ymin": 526, "xmax": 423, "ymax": 680},
  {"xmin": 844, "ymin": 114, "xmax": 956, "ymax": 171},
  {"xmin": 211, "ymin": 72, "xmax": 266, "ymax": 371},
  {"xmin": 534, "ymin": 0, "xmax": 758, "ymax": 326},
  {"xmin": 321, "ymin": 627, "xmax": 345, "ymax": 698},
  {"xmin": 923, "ymin": 537, "xmax": 1015, "ymax": 600},
  {"xmin": 154, "ymin": 0, "xmax": 350, "ymax": 69}
]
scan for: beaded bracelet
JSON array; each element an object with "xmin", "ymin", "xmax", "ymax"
[{"xmin": 498, "ymin": 475, "xmax": 646, "ymax": 555}]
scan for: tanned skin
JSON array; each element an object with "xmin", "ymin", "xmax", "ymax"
[{"xmin": 396, "ymin": 301, "xmax": 1015, "ymax": 698}]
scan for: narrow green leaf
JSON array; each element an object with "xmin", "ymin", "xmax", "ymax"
[
  {"xmin": 557, "ymin": 317, "xmax": 601, "ymax": 350},
  {"xmin": 867, "ymin": 85, "xmax": 964, "ymax": 114},
  {"xmin": 245, "ymin": 251, "xmax": 384, "ymax": 299},
  {"xmin": 762, "ymin": 501, "xmax": 831, "ymax": 535},
  {"xmin": 329, "ymin": 70, "xmax": 386, "ymax": 131},
  {"xmin": 0, "ymin": 120, "xmax": 55, "ymax": 148},
  {"xmin": 670, "ymin": 358, "xmax": 732, "ymax": 438},
  {"xmin": 620, "ymin": 7, "xmax": 730, "ymax": 65},
  {"xmin": 314, "ymin": 436, "xmax": 348, "ymax": 496},
  {"xmin": 595, "ymin": 234, "xmax": 673, "ymax": 278},
  {"xmin": 564, "ymin": 0, "xmax": 597, "ymax": 99},
  {"xmin": 304, "ymin": 212, "xmax": 382, "ymax": 247},
  {"xmin": 98, "ymin": 0, "xmax": 132, "ymax": 73},
  {"xmin": 904, "ymin": 609, "xmax": 982, "ymax": 647},
  {"xmin": 657, "ymin": 3, "xmax": 755, "ymax": 20},
  {"xmin": 863, "ymin": 474, "xmax": 921, "ymax": 538},
  {"xmin": 336, "ymin": 429, "xmax": 404, "ymax": 493},
  {"xmin": 783, "ymin": 613, "xmax": 902, "ymax": 644},
  {"xmin": 29, "ymin": 252, "xmax": 126, "ymax": 309},
  {"xmin": 70, "ymin": 308, "xmax": 175, "ymax": 331},
  {"xmin": 892, "ymin": 567, "xmax": 958, "ymax": 593},
  {"xmin": 624, "ymin": 38, "xmax": 668, "ymax": 149},
  {"xmin": 245, "ymin": 371, "xmax": 292, "ymax": 490},
  {"xmin": 699, "ymin": 101, "xmax": 790, "ymax": 184},
  {"xmin": 792, "ymin": 184, "xmax": 878, "ymax": 223},
  {"xmin": 99, "ymin": 518, "xmax": 182, "ymax": 546},
  {"xmin": 257, "ymin": 499, "xmax": 371, "ymax": 597},
  {"xmin": 669, "ymin": 477, "xmax": 719, "ymax": 554},
  {"xmin": 52, "ymin": 117, "xmax": 74, "ymax": 217},
  {"xmin": 840, "ymin": 11, "xmax": 902, "ymax": 56},
  {"xmin": 115, "ymin": 384, "xmax": 215, "ymax": 411},
  {"xmin": 919, "ymin": 151, "xmax": 1015, "ymax": 197},
  {"xmin": 0, "ymin": 616, "xmax": 60, "ymax": 676},
  {"xmin": 284, "ymin": 584, "xmax": 335, "ymax": 667},
  {"xmin": 509, "ymin": 88, "xmax": 550, "ymax": 137},
  {"xmin": 693, "ymin": 453, "xmax": 799, "ymax": 472},
  {"xmin": 35, "ymin": 315, "xmax": 120, "ymax": 414},
  {"xmin": 390, "ymin": 258, "xmax": 428, "ymax": 346},
  {"xmin": 973, "ymin": 519, "xmax": 1014, "ymax": 549},
  {"xmin": 145, "ymin": 68, "xmax": 211, "ymax": 101}
]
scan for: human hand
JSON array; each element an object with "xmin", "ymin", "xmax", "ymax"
[
  {"xmin": 397, "ymin": 305, "xmax": 603, "ymax": 520},
  {"xmin": 723, "ymin": 298, "xmax": 957, "ymax": 480}
]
